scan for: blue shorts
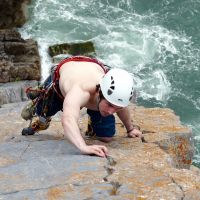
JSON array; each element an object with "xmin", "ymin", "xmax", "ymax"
[
  {"xmin": 87, "ymin": 109, "xmax": 115, "ymax": 137},
  {"xmin": 35, "ymin": 75, "xmax": 116, "ymax": 138}
]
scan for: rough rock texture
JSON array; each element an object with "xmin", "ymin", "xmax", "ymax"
[
  {"xmin": 128, "ymin": 106, "xmax": 194, "ymax": 169},
  {"xmin": 0, "ymin": 1, "xmax": 41, "ymax": 84},
  {"xmin": 49, "ymin": 41, "xmax": 96, "ymax": 63},
  {"xmin": 0, "ymin": 29, "xmax": 41, "ymax": 83},
  {"xmin": 0, "ymin": 80, "xmax": 38, "ymax": 105},
  {"xmin": 0, "ymin": 0, "xmax": 30, "ymax": 28},
  {"xmin": 0, "ymin": 102, "xmax": 199, "ymax": 199}
]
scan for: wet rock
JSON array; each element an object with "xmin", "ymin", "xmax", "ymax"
[
  {"xmin": 49, "ymin": 41, "xmax": 96, "ymax": 61},
  {"xmin": 0, "ymin": 0, "xmax": 30, "ymax": 28},
  {"xmin": 0, "ymin": 29, "xmax": 41, "ymax": 83},
  {"xmin": 0, "ymin": 29, "xmax": 22, "ymax": 41},
  {"xmin": 0, "ymin": 1, "xmax": 40, "ymax": 84}
]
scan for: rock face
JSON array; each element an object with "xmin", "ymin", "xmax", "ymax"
[
  {"xmin": 0, "ymin": 2, "xmax": 199, "ymax": 199},
  {"xmin": 128, "ymin": 106, "xmax": 194, "ymax": 169},
  {"xmin": 0, "ymin": 80, "xmax": 38, "ymax": 106},
  {"xmin": 49, "ymin": 41, "xmax": 96, "ymax": 63},
  {"xmin": 0, "ymin": 0, "xmax": 30, "ymax": 28},
  {"xmin": 0, "ymin": 29, "xmax": 41, "ymax": 83},
  {"xmin": 0, "ymin": 1, "xmax": 41, "ymax": 105},
  {"xmin": 0, "ymin": 102, "xmax": 199, "ymax": 199}
]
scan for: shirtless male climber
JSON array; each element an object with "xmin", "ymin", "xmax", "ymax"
[{"xmin": 21, "ymin": 56, "xmax": 142, "ymax": 157}]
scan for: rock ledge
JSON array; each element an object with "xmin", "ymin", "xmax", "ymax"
[{"xmin": 0, "ymin": 102, "xmax": 199, "ymax": 199}]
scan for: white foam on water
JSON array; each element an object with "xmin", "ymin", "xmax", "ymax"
[
  {"xmin": 20, "ymin": 0, "xmax": 176, "ymax": 102},
  {"xmin": 137, "ymin": 70, "xmax": 171, "ymax": 102},
  {"xmin": 19, "ymin": 0, "xmax": 196, "ymax": 97},
  {"xmin": 152, "ymin": 70, "xmax": 171, "ymax": 101},
  {"xmin": 37, "ymin": 40, "xmax": 52, "ymax": 81},
  {"xmin": 19, "ymin": 0, "xmax": 194, "ymax": 102},
  {"xmin": 18, "ymin": 0, "xmax": 200, "ymax": 166}
]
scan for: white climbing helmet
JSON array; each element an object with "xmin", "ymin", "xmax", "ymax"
[{"xmin": 100, "ymin": 68, "xmax": 134, "ymax": 107}]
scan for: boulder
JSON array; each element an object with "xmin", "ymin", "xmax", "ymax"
[
  {"xmin": 0, "ymin": 102, "xmax": 199, "ymax": 199},
  {"xmin": 0, "ymin": 80, "xmax": 38, "ymax": 106},
  {"xmin": 126, "ymin": 106, "xmax": 194, "ymax": 169},
  {"xmin": 0, "ymin": 29, "xmax": 41, "ymax": 83},
  {"xmin": 49, "ymin": 41, "xmax": 96, "ymax": 63},
  {"xmin": 0, "ymin": 0, "xmax": 30, "ymax": 28}
]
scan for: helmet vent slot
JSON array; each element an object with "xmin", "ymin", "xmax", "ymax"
[
  {"xmin": 110, "ymin": 86, "xmax": 115, "ymax": 90},
  {"xmin": 111, "ymin": 76, "xmax": 115, "ymax": 85},
  {"xmin": 129, "ymin": 87, "xmax": 134, "ymax": 101},
  {"xmin": 107, "ymin": 89, "xmax": 113, "ymax": 95}
]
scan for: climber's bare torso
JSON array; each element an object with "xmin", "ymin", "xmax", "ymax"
[{"xmin": 59, "ymin": 61, "xmax": 105, "ymax": 110}]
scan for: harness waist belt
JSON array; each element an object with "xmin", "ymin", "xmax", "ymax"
[
  {"xmin": 54, "ymin": 56, "xmax": 108, "ymax": 82},
  {"xmin": 53, "ymin": 56, "xmax": 109, "ymax": 99}
]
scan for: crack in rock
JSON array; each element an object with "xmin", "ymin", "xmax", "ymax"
[
  {"xmin": 19, "ymin": 142, "xmax": 31, "ymax": 159},
  {"xmin": 106, "ymin": 155, "xmax": 117, "ymax": 166},
  {"xmin": 110, "ymin": 181, "xmax": 122, "ymax": 195},
  {"xmin": 0, "ymin": 183, "xmax": 67, "ymax": 196},
  {"xmin": 103, "ymin": 155, "xmax": 122, "ymax": 196},
  {"xmin": 103, "ymin": 166, "xmax": 115, "ymax": 182},
  {"xmin": 151, "ymin": 165, "xmax": 185, "ymax": 200},
  {"xmin": 170, "ymin": 176, "xmax": 185, "ymax": 200}
]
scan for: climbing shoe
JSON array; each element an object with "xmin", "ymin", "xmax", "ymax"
[
  {"xmin": 22, "ymin": 127, "xmax": 35, "ymax": 135},
  {"xmin": 31, "ymin": 116, "xmax": 51, "ymax": 131},
  {"xmin": 85, "ymin": 118, "xmax": 96, "ymax": 137},
  {"xmin": 21, "ymin": 116, "xmax": 51, "ymax": 136}
]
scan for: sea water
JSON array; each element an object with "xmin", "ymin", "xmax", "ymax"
[{"xmin": 19, "ymin": 0, "xmax": 200, "ymax": 167}]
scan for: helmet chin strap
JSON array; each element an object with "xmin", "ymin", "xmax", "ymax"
[
  {"xmin": 96, "ymin": 84, "xmax": 101, "ymax": 111},
  {"xmin": 96, "ymin": 95, "xmax": 101, "ymax": 111}
]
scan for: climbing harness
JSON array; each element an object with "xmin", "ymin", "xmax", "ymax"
[{"xmin": 21, "ymin": 56, "xmax": 109, "ymax": 135}]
